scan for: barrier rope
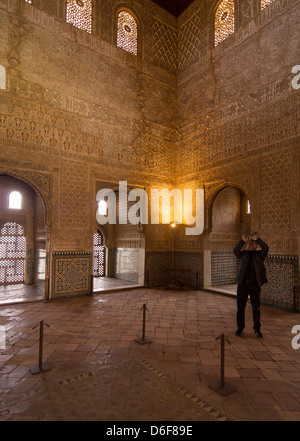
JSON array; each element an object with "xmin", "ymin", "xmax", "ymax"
[{"xmin": 1, "ymin": 306, "xmax": 300, "ymax": 393}]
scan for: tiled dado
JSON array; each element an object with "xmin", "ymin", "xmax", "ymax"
[
  {"xmin": 211, "ymin": 250, "xmax": 239, "ymax": 287},
  {"xmin": 211, "ymin": 251, "xmax": 299, "ymax": 312},
  {"xmin": 51, "ymin": 251, "xmax": 92, "ymax": 300},
  {"xmin": 261, "ymin": 255, "xmax": 299, "ymax": 311}
]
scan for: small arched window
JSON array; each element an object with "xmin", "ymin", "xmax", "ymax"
[
  {"xmin": 98, "ymin": 199, "xmax": 108, "ymax": 216},
  {"xmin": 117, "ymin": 10, "xmax": 138, "ymax": 55},
  {"xmin": 246, "ymin": 200, "xmax": 251, "ymax": 215},
  {"xmin": 214, "ymin": 0, "xmax": 235, "ymax": 46},
  {"xmin": 8, "ymin": 191, "xmax": 22, "ymax": 210},
  {"xmin": 66, "ymin": 0, "xmax": 92, "ymax": 33}
]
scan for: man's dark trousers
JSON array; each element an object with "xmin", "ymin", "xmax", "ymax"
[{"xmin": 237, "ymin": 282, "xmax": 261, "ymax": 332}]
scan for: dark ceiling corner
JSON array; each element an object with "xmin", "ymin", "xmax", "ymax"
[{"xmin": 150, "ymin": 0, "xmax": 195, "ymax": 17}]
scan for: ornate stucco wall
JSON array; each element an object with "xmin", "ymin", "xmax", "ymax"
[{"xmin": 0, "ymin": 0, "xmax": 299, "ymax": 307}]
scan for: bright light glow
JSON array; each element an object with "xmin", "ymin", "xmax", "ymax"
[
  {"xmin": 261, "ymin": 0, "xmax": 275, "ymax": 9},
  {"xmin": 0, "ymin": 66, "xmax": 5, "ymax": 90},
  {"xmin": 8, "ymin": 191, "xmax": 22, "ymax": 209},
  {"xmin": 98, "ymin": 200, "xmax": 108, "ymax": 216},
  {"xmin": 247, "ymin": 200, "xmax": 251, "ymax": 214}
]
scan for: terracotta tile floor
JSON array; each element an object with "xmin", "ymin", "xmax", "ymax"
[{"xmin": 0, "ymin": 288, "xmax": 300, "ymax": 421}]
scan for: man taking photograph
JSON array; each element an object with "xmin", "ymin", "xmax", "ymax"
[{"xmin": 233, "ymin": 233, "xmax": 269, "ymax": 338}]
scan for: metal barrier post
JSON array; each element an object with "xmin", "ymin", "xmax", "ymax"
[
  {"xmin": 30, "ymin": 320, "xmax": 51, "ymax": 375},
  {"xmin": 134, "ymin": 304, "xmax": 152, "ymax": 345},
  {"xmin": 209, "ymin": 334, "xmax": 235, "ymax": 396}
]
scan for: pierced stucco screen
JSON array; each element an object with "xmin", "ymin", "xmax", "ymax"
[
  {"xmin": 66, "ymin": 0, "xmax": 92, "ymax": 33},
  {"xmin": 214, "ymin": 0, "xmax": 234, "ymax": 46},
  {"xmin": 0, "ymin": 223, "xmax": 26, "ymax": 284},
  {"xmin": 117, "ymin": 11, "xmax": 138, "ymax": 55},
  {"xmin": 261, "ymin": 0, "xmax": 275, "ymax": 9}
]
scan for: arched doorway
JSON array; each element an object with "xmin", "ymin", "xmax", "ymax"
[
  {"xmin": 93, "ymin": 230, "xmax": 105, "ymax": 277},
  {"xmin": 0, "ymin": 175, "xmax": 47, "ymax": 304}
]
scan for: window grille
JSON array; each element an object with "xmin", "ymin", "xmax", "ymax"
[
  {"xmin": 214, "ymin": 0, "xmax": 235, "ymax": 46},
  {"xmin": 0, "ymin": 223, "xmax": 26, "ymax": 284},
  {"xmin": 261, "ymin": 0, "xmax": 274, "ymax": 9},
  {"xmin": 117, "ymin": 11, "xmax": 138, "ymax": 55},
  {"xmin": 93, "ymin": 231, "xmax": 105, "ymax": 277},
  {"xmin": 66, "ymin": 0, "xmax": 92, "ymax": 33}
]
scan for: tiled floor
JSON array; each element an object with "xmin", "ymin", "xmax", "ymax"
[
  {"xmin": 0, "ymin": 287, "xmax": 299, "ymax": 421},
  {"xmin": 0, "ymin": 284, "xmax": 44, "ymax": 305},
  {"xmin": 93, "ymin": 277, "xmax": 140, "ymax": 292},
  {"xmin": 0, "ymin": 278, "xmax": 140, "ymax": 306}
]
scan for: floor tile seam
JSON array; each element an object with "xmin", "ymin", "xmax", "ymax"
[{"xmin": 139, "ymin": 359, "xmax": 230, "ymax": 422}]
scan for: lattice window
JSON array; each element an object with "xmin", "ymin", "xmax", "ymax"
[
  {"xmin": 0, "ymin": 222, "xmax": 26, "ymax": 284},
  {"xmin": 117, "ymin": 11, "xmax": 138, "ymax": 55},
  {"xmin": 261, "ymin": 0, "xmax": 275, "ymax": 9},
  {"xmin": 66, "ymin": 0, "xmax": 92, "ymax": 33},
  {"xmin": 93, "ymin": 231, "xmax": 105, "ymax": 277},
  {"xmin": 8, "ymin": 191, "xmax": 22, "ymax": 209},
  {"xmin": 214, "ymin": 0, "xmax": 235, "ymax": 46}
]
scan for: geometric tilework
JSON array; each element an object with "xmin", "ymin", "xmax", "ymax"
[
  {"xmin": 261, "ymin": 256, "xmax": 299, "ymax": 311},
  {"xmin": 52, "ymin": 251, "xmax": 92, "ymax": 298},
  {"xmin": 211, "ymin": 250, "xmax": 239, "ymax": 287}
]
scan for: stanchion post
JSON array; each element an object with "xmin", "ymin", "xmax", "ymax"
[
  {"xmin": 209, "ymin": 334, "xmax": 236, "ymax": 396},
  {"xmin": 134, "ymin": 304, "xmax": 152, "ymax": 345},
  {"xmin": 30, "ymin": 320, "xmax": 52, "ymax": 375}
]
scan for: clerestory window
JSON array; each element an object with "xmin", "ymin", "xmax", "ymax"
[
  {"xmin": 214, "ymin": 0, "xmax": 235, "ymax": 46},
  {"xmin": 261, "ymin": 0, "xmax": 275, "ymax": 9},
  {"xmin": 117, "ymin": 11, "xmax": 138, "ymax": 55},
  {"xmin": 8, "ymin": 191, "xmax": 22, "ymax": 210},
  {"xmin": 66, "ymin": 0, "xmax": 92, "ymax": 33}
]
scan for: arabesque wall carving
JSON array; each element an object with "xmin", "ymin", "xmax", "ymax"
[{"xmin": 0, "ymin": 0, "xmax": 298, "ymax": 305}]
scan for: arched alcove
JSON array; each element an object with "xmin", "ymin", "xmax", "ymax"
[
  {"xmin": 0, "ymin": 175, "xmax": 48, "ymax": 303},
  {"xmin": 211, "ymin": 186, "xmax": 252, "ymax": 237},
  {"xmin": 205, "ymin": 185, "xmax": 252, "ymax": 291}
]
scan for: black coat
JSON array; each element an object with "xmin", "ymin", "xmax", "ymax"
[{"xmin": 233, "ymin": 238, "xmax": 269, "ymax": 287}]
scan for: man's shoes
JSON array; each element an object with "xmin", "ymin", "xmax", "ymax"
[
  {"xmin": 235, "ymin": 329, "xmax": 243, "ymax": 336},
  {"xmin": 255, "ymin": 330, "xmax": 263, "ymax": 338}
]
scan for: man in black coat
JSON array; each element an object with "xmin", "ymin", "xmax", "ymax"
[{"xmin": 233, "ymin": 233, "xmax": 269, "ymax": 338}]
